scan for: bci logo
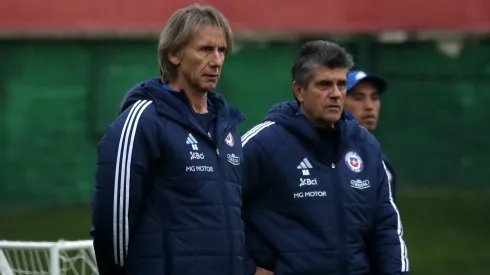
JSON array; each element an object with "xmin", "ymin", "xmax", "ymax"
[
  {"xmin": 299, "ymin": 178, "xmax": 318, "ymax": 187},
  {"xmin": 190, "ymin": 151, "xmax": 205, "ymax": 160}
]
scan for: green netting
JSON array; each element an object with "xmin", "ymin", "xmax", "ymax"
[{"xmin": 0, "ymin": 39, "xmax": 489, "ymax": 210}]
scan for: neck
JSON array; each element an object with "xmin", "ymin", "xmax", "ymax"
[
  {"xmin": 314, "ymin": 121, "xmax": 336, "ymax": 130},
  {"xmin": 168, "ymin": 79, "xmax": 208, "ymax": 114}
]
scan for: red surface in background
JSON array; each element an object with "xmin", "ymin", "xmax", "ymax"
[{"xmin": 1, "ymin": 0, "xmax": 490, "ymax": 33}]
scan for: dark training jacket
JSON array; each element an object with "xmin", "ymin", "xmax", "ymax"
[
  {"xmin": 91, "ymin": 78, "xmax": 247, "ymax": 275},
  {"xmin": 242, "ymin": 102, "xmax": 409, "ymax": 275},
  {"xmin": 382, "ymin": 154, "xmax": 397, "ymax": 201}
]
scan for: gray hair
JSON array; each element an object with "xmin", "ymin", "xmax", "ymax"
[
  {"xmin": 292, "ymin": 40, "xmax": 354, "ymax": 87},
  {"xmin": 158, "ymin": 4, "xmax": 233, "ymax": 82}
]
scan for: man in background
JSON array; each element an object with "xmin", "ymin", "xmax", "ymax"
[{"xmin": 345, "ymin": 71, "xmax": 397, "ymax": 199}]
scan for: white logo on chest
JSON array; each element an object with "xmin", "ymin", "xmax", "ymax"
[
  {"xmin": 350, "ymin": 179, "xmax": 370, "ymax": 189},
  {"xmin": 227, "ymin": 153, "xmax": 240, "ymax": 165},
  {"xmin": 190, "ymin": 151, "xmax": 204, "ymax": 160}
]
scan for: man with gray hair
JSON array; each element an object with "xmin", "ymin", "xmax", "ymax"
[
  {"xmin": 91, "ymin": 4, "xmax": 247, "ymax": 275},
  {"xmin": 242, "ymin": 40, "xmax": 409, "ymax": 274}
]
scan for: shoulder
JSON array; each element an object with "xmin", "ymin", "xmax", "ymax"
[
  {"xmin": 355, "ymin": 125, "xmax": 380, "ymax": 148},
  {"xmin": 241, "ymin": 121, "xmax": 295, "ymax": 163},
  {"xmin": 381, "ymin": 153, "xmax": 393, "ymax": 165},
  {"xmin": 349, "ymin": 125, "xmax": 383, "ymax": 166},
  {"xmin": 107, "ymin": 100, "xmax": 160, "ymax": 139},
  {"xmin": 120, "ymin": 99, "xmax": 157, "ymax": 121},
  {"xmin": 350, "ymin": 125, "xmax": 380, "ymax": 151},
  {"xmin": 241, "ymin": 121, "xmax": 289, "ymax": 149},
  {"xmin": 381, "ymin": 153, "xmax": 396, "ymax": 179}
]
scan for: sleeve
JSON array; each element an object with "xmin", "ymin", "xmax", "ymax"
[
  {"xmin": 382, "ymin": 155, "xmax": 397, "ymax": 202},
  {"xmin": 90, "ymin": 100, "xmax": 158, "ymax": 275},
  {"xmin": 242, "ymin": 137, "xmax": 276, "ymax": 273},
  {"xmin": 369, "ymin": 159, "xmax": 409, "ymax": 275},
  {"xmin": 387, "ymin": 164, "xmax": 397, "ymax": 202}
]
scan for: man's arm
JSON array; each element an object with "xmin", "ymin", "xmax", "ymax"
[
  {"xmin": 382, "ymin": 154, "xmax": 397, "ymax": 202},
  {"xmin": 242, "ymin": 132, "xmax": 276, "ymax": 274},
  {"xmin": 91, "ymin": 100, "xmax": 157, "ymax": 275},
  {"xmin": 370, "ymin": 159, "xmax": 409, "ymax": 274}
]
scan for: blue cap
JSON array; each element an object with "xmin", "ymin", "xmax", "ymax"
[{"xmin": 347, "ymin": 70, "xmax": 387, "ymax": 93}]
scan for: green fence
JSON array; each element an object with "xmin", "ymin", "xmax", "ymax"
[
  {"xmin": 1, "ymin": 38, "xmax": 490, "ymax": 275},
  {"xmin": 1, "ymin": 39, "xmax": 490, "ymax": 210}
]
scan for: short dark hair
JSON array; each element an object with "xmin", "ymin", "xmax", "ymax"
[{"xmin": 292, "ymin": 40, "xmax": 354, "ymax": 88}]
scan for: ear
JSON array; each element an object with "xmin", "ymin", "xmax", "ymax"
[
  {"xmin": 292, "ymin": 81, "xmax": 305, "ymax": 103},
  {"xmin": 168, "ymin": 52, "xmax": 181, "ymax": 66}
]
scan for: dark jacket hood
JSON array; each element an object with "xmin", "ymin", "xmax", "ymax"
[
  {"xmin": 264, "ymin": 101, "xmax": 359, "ymax": 163},
  {"xmin": 265, "ymin": 101, "xmax": 359, "ymax": 136},
  {"xmin": 119, "ymin": 78, "xmax": 245, "ymax": 134}
]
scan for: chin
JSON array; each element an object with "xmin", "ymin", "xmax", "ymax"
[
  {"xmin": 363, "ymin": 124, "xmax": 377, "ymax": 131},
  {"xmin": 201, "ymin": 83, "xmax": 217, "ymax": 92},
  {"xmin": 323, "ymin": 114, "xmax": 341, "ymax": 124}
]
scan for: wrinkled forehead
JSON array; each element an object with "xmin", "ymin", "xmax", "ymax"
[
  {"xmin": 191, "ymin": 25, "xmax": 227, "ymax": 46},
  {"xmin": 311, "ymin": 66, "xmax": 348, "ymax": 81}
]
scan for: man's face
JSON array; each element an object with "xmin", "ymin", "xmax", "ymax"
[
  {"xmin": 344, "ymin": 81, "xmax": 381, "ymax": 131},
  {"xmin": 294, "ymin": 66, "xmax": 348, "ymax": 127},
  {"xmin": 177, "ymin": 26, "xmax": 227, "ymax": 92}
]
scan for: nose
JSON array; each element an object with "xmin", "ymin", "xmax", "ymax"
[
  {"xmin": 364, "ymin": 98, "xmax": 375, "ymax": 110},
  {"xmin": 329, "ymin": 84, "xmax": 342, "ymax": 100},
  {"xmin": 209, "ymin": 50, "xmax": 224, "ymax": 67}
]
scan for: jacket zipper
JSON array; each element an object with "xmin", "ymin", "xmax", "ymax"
[
  {"xmin": 214, "ymin": 128, "xmax": 234, "ymax": 275},
  {"xmin": 190, "ymin": 123, "xmax": 235, "ymax": 274}
]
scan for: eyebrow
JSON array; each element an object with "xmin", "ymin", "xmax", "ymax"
[
  {"xmin": 201, "ymin": 43, "xmax": 227, "ymax": 48},
  {"xmin": 318, "ymin": 79, "xmax": 347, "ymax": 83}
]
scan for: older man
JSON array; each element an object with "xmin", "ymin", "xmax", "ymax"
[{"xmin": 91, "ymin": 4, "xmax": 246, "ymax": 275}]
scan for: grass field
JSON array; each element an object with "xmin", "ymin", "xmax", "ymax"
[{"xmin": 1, "ymin": 188, "xmax": 489, "ymax": 275}]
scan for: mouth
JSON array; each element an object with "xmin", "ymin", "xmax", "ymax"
[
  {"xmin": 362, "ymin": 115, "xmax": 377, "ymax": 121},
  {"xmin": 325, "ymin": 105, "xmax": 341, "ymax": 110},
  {"xmin": 203, "ymin": 74, "xmax": 219, "ymax": 79}
]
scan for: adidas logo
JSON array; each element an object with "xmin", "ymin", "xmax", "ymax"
[
  {"xmin": 186, "ymin": 133, "xmax": 199, "ymax": 150},
  {"xmin": 297, "ymin": 158, "xmax": 313, "ymax": 176}
]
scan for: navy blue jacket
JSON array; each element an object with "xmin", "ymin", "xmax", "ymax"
[
  {"xmin": 382, "ymin": 155, "xmax": 397, "ymax": 201},
  {"xmin": 242, "ymin": 102, "xmax": 409, "ymax": 275},
  {"xmin": 91, "ymin": 78, "xmax": 246, "ymax": 275}
]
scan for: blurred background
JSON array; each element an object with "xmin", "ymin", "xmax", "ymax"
[{"xmin": 0, "ymin": 0, "xmax": 489, "ymax": 274}]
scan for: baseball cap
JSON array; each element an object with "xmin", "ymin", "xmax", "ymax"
[{"xmin": 347, "ymin": 70, "xmax": 387, "ymax": 93}]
